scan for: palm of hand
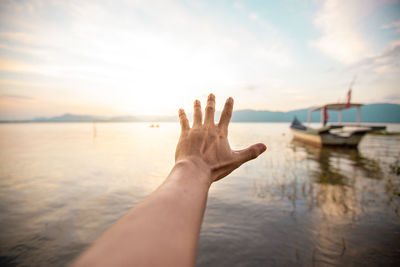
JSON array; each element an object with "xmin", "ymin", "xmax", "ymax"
[{"xmin": 175, "ymin": 94, "xmax": 266, "ymax": 183}]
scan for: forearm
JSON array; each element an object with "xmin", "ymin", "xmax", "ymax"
[{"xmin": 72, "ymin": 160, "xmax": 210, "ymax": 267}]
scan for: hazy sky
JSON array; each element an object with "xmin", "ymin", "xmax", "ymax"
[{"xmin": 0, "ymin": 0, "xmax": 399, "ymax": 120}]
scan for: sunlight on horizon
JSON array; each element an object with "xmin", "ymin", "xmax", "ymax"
[{"xmin": 0, "ymin": 0, "xmax": 399, "ymax": 120}]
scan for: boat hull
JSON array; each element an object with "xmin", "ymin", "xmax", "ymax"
[
  {"xmin": 290, "ymin": 128, "xmax": 365, "ymax": 147},
  {"xmin": 291, "ymin": 128, "xmax": 322, "ymax": 147}
]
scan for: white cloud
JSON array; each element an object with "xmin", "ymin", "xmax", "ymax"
[
  {"xmin": 310, "ymin": 0, "xmax": 379, "ymax": 64},
  {"xmin": 308, "ymin": 0, "xmax": 400, "ymax": 106},
  {"xmin": 382, "ymin": 20, "xmax": 400, "ymax": 33},
  {"xmin": 0, "ymin": 0, "xmax": 294, "ymax": 116},
  {"xmin": 232, "ymin": 2, "xmax": 244, "ymax": 10},
  {"xmin": 249, "ymin": 12, "xmax": 259, "ymax": 21},
  {"xmin": 350, "ymin": 39, "xmax": 400, "ymax": 73}
]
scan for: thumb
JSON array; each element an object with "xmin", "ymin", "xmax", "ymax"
[{"xmin": 235, "ymin": 143, "xmax": 267, "ymax": 165}]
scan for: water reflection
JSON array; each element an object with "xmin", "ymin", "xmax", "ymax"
[
  {"xmin": 250, "ymin": 136, "xmax": 399, "ymax": 224},
  {"xmin": 200, "ymin": 131, "xmax": 400, "ymax": 267},
  {"xmin": 291, "ymin": 141, "xmax": 382, "ymax": 185},
  {"xmin": 288, "ymin": 140, "xmax": 397, "ymax": 219},
  {"xmin": 1, "ymin": 123, "xmax": 399, "ymax": 266}
]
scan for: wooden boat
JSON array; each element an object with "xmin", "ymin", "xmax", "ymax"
[{"xmin": 290, "ymin": 103, "xmax": 386, "ymax": 147}]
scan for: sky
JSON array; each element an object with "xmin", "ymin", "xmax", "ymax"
[{"xmin": 0, "ymin": 0, "xmax": 399, "ymax": 120}]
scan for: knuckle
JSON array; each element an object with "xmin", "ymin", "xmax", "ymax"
[
  {"xmin": 208, "ymin": 133, "xmax": 217, "ymax": 141},
  {"xmin": 205, "ymin": 127, "xmax": 216, "ymax": 135},
  {"xmin": 222, "ymin": 112, "xmax": 232, "ymax": 120},
  {"xmin": 205, "ymin": 124, "xmax": 216, "ymax": 131},
  {"xmin": 249, "ymin": 147, "xmax": 258, "ymax": 158},
  {"xmin": 217, "ymin": 126, "xmax": 226, "ymax": 135},
  {"xmin": 235, "ymin": 160, "xmax": 242, "ymax": 168},
  {"xmin": 219, "ymin": 129, "xmax": 228, "ymax": 136},
  {"xmin": 180, "ymin": 119, "xmax": 188, "ymax": 126},
  {"xmin": 189, "ymin": 128, "xmax": 202, "ymax": 137},
  {"xmin": 232, "ymin": 159, "xmax": 242, "ymax": 168},
  {"xmin": 206, "ymin": 106, "xmax": 215, "ymax": 113},
  {"xmin": 191, "ymin": 128, "xmax": 201, "ymax": 134}
]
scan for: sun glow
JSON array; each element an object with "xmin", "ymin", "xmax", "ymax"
[{"xmin": 0, "ymin": 0, "xmax": 399, "ymax": 120}]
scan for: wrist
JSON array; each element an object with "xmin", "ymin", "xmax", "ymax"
[{"xmin": 171, "ymin": 158, "xmax": 212, "ymax": 188}]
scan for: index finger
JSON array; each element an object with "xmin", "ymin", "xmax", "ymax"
[{"xmin": 218, "ymin": 97, "xmax": 233, "ymax": 131}]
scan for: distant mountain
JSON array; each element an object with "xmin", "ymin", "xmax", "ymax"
[
  {"xmin": 231, "ymin": 103, "xmax": 400, "ymax": 123},
  {"xmin": 24, "ymin": 113, "xmax": 177, "ymax": 123},
  {"xmin": 33, "ymin": 113, "xmax": 107, "ymax": 122},
  {"xmin": 2, "ymin": 103, "xmax": 399, "ymax": 123}
]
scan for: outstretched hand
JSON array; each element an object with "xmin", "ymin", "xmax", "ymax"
[
  {"xmin": 71, "ymin": 93, "xmax": 266, "ymax": 267},
  {"xmin": 175, "ymin": 93, "xmax": 266, "ymax": 184}
]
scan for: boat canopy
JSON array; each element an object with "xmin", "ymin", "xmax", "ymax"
[
  {"xmin": 308, "ymin": 103, "xmax": 364, "ymax": 124},
  {"xmin": 309, "ymin": 103, "xmax": 363, "ymax": 112}
]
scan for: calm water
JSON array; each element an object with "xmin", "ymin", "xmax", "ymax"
[{"xmin": 1, "ymin": 122, "xmax": 400, "ymax": 266}]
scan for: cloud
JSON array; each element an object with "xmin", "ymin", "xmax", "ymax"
[
  {"xmin": 1, "ymin": 0, "xmax": 397, "ymax": 118},
  {"xmin": 0, "ymin": 2, "xmax": 294, "ymax": 81},
  {"xmin": 381, "ymin": 20, "xmax": 400, "ymax": 33},
  {"xmin": 350, "ymin": 40, "xmax": 400, "ymax": 73},
  {"xmin": 0, "ymin": 59, "xmax": 37, "ymax": 73},
  {"xmin": 0, "ymin": 32, "xmax": 34, "ymax": 44},
  {"xmin": 382, "ymin": 94, "xmax": 400, "ymax": 102},
  {"xmin": 0, "ymin": 0, "xmax": 297, "ymax": 117},
  {"xmin": 243, "ymin": 84, "xmax": 258, "ymax": 91},
  {"xmin": 232, "ymin": 2, "xmax": 244, "ymax": 10},
  {"xmin": 249, "ymin": 12, "xmax": 260, "ymax": 21},
  {"xmin": 310, "ymin": 0, "xmax": 381, "ymax": 64},
  {"xmin": 0, "ymin": 94, "xmax": 34, "ymax": 100},
  {"xmin": 0, "ymin": 0, "xmax": 293, "ymax": 76}
]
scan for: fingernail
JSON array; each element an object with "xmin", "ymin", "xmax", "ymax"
[
  {"xmin": 179, "ymin": 108, "xmax": 184, "ymax": 114},
  {"xmin": 258, "ymin": 143, "xmax": 267, "ymax": 153},
  {"xmin": 227, "ymin": 97, "xmax": 233, "ymax": 104},
  {"xmin": 194, "ymin": 99, "xmax": 200, "ymax": 105},
  {"xmin": 208, "ymin": 94, "xmax": 215, "ymax": 100}
]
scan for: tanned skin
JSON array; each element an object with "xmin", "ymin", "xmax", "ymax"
[{"xmin": 71, "ymin": 93, "xmax": 266, "ymax": 267}]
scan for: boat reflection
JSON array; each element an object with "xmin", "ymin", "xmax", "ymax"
[
  {"xmin": 291, "ymin": 140, "xmax": 382, "ymax": 185},
  {"xmin": 249, "ymin": 140, "xmax": 388, "ymax": 220}
]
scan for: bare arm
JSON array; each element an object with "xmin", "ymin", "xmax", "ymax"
[{"xmin": 71, "ymin": 94, "xmax": 266, "ymax": 267}]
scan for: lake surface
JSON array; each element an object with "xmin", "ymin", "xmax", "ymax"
[{"xmin": 0, "ymin": 122, "xmax": 400, "ymax": 266}]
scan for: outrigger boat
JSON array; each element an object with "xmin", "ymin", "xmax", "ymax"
[{"xmin": 290, "ymin": 103, "xmax": 386, "ymax": 147}]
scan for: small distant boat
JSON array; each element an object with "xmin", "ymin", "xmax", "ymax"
[
  {"xmin": 149, "ymin": 123, "xmax": 160, "ymax": 128},
  {"xmin": 290, "ymin": 81, "xmax": 386, "ymax": 147}
]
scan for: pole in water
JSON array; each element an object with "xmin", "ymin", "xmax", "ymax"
[{"xmin": 93, "ymin": 122, "xmax": 97, "ymax": 139}]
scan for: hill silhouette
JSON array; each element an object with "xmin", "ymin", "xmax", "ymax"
[{"xmin": 2, "ymin": 103, "xmax": 399, "ymax": 123}]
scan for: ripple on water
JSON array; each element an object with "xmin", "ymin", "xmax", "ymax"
[{"xmin": 0, "ymin": 123, "xmax": 400, "ymax": 266}]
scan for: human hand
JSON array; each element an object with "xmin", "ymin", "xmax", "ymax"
[{"xmin": 175, "ymin": 93, "xmax": 266, "ymax": 184}]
